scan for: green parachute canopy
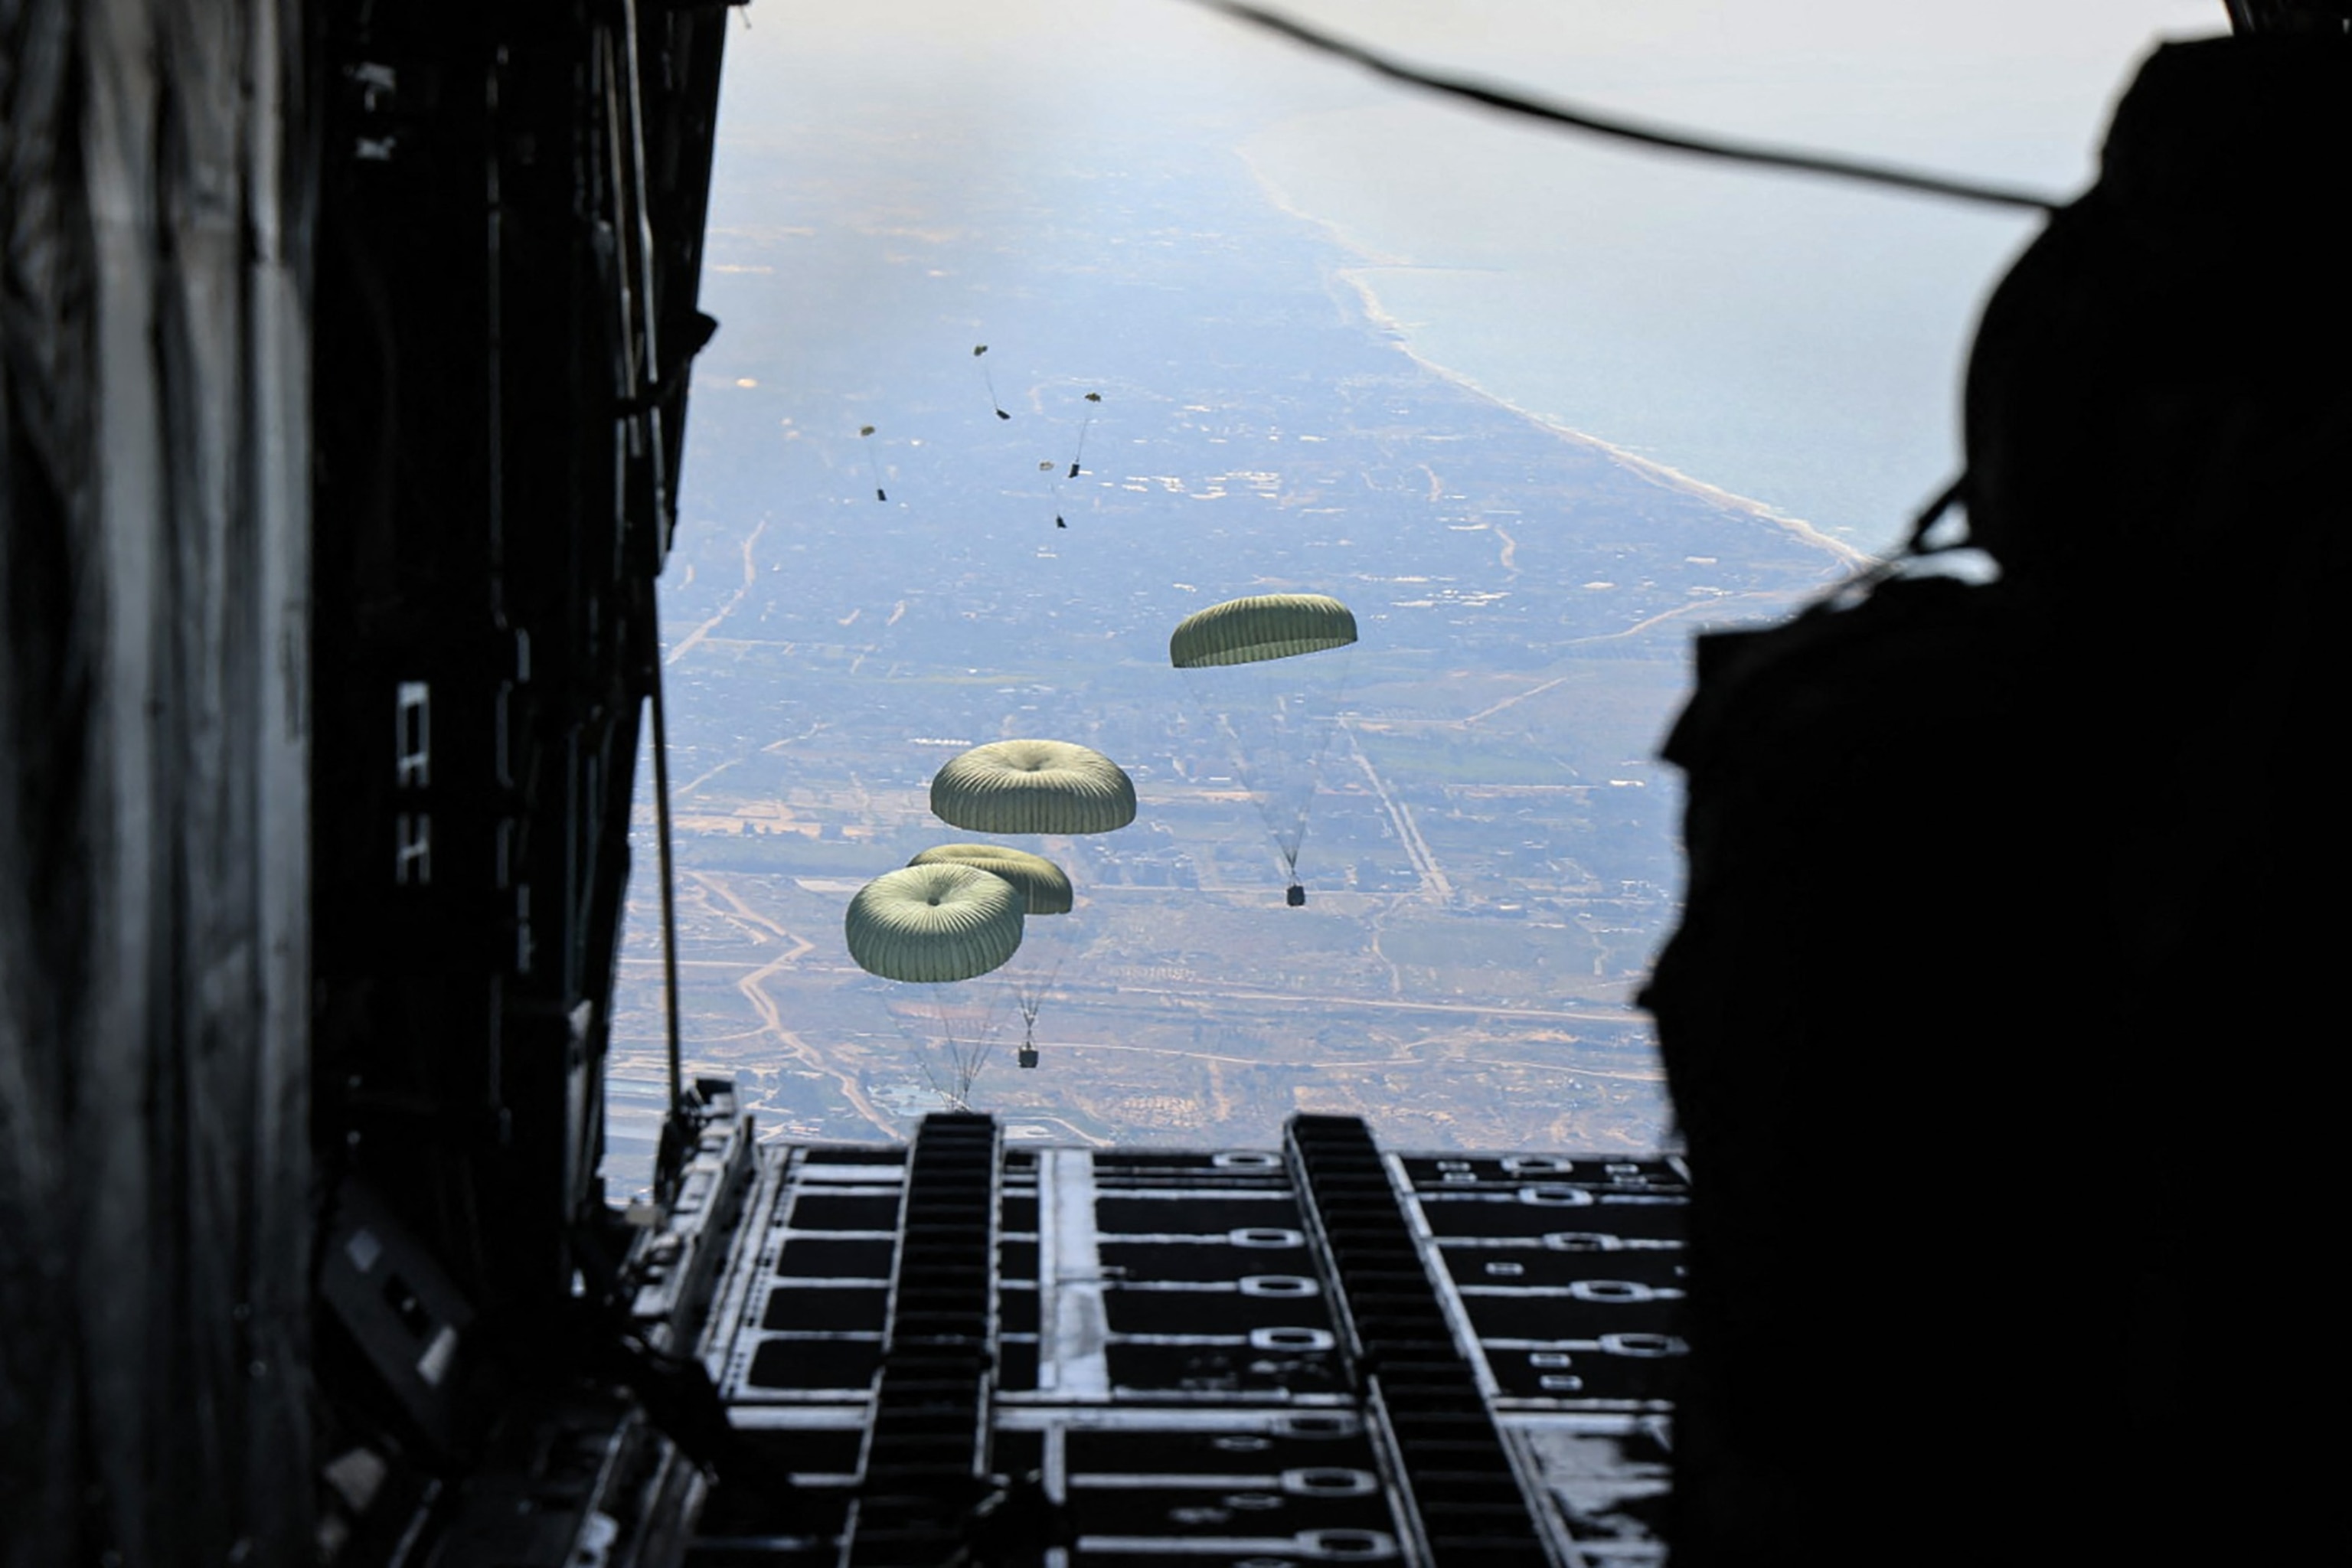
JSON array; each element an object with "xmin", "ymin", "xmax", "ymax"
[
  {"xmin": 929, "ymin": 739, "xmax": 1137, "ymax": 835},
  {"xmin": 908, "ymin": 844, "xmax": 1074, "ymax": 916},
  {"xmin": 844, "ymin": 863, "xmax": 1026, "ymax": 983},
  {"xmin": 1168, "ymin": 593, "xmax": 1358, "ymax": 669}
]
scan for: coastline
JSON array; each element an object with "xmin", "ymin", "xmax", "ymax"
[
  {"xmin": 1237, "ymin": 138, "xmax": 1875, "ymax": 573},
  {"xmin": 1333, "ymin": 267, "xmax": 1875, "ymax": 572}
]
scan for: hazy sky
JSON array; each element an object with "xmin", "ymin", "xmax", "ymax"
[
  {"xmin": 1202, "ymin": 2, "xmax": 2223, "ymax": 171},
  {"xmin": 722, "ymin": 0, "xmax": 2225, "ymax": 185},
  {"xmin": 713, "ymin": 0, "xmax": 2223, "ymax": 546}
]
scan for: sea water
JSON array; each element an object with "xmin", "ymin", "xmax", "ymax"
[
  {"xmin": 1206, "ymin": 0, "xmax": 2216, "ymax": 552},
  {"xmin": 1241, "ymin": 101, "xmax": 2040, "ymax": 554}
]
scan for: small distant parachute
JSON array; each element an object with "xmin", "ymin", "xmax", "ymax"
[
  {"xmin": 929, "ymin": 739, "xmax": 1137, "ymax": 835},
  {"xmin": 1037, "ymin": 457, "xmax": 1066, "ymax": 525},
  {"xmin": 844, "ymin": 862, "xmax": 1026, "ymax": 983},
  {"xmin": 974, "ymin": 344, "xmax": 1011, "ymax": 419},
  {"xmin": 1170, "ymin": 593, "xmax": 1359, "ymax": 903},
  {"xmin": 859, "ymin": 424, "xmax": 887, "ymax": 501},
  {"xmin": 1039, "ymin": 458, "xmax": 1068, "ymax": 526},
  {"xmin": 1069, "ymin": 391, "xmax": 1103, "ymax": 476}
]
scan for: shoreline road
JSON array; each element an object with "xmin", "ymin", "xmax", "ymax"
[
  {"xmin": 666, "ymin": 516, "xmax": 769, "ymax": 666},
  {"xmin": 1456, "ymin": 674, "xmax": 1566, "ymax": 728},
  {"xmin": 1344, "ymin": 720, "xmax": 1452, "ymax": 903}
]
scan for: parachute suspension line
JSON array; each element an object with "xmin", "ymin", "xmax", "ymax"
[
  {"xmin": 1203, "ymin": 681, "xmax": 1328, "ymax": 883},
  {"xmin": 1070, "ymin": 391, "xmax": 1102, "ymax": 478},
  {"xmin": 901, "ymin": 973, "xmax": 1024, "ymax": 1112},
  {"xmin": 1014, "ymin": 959, "xmax": 1062, "ymax": 1032},
  {"xmin": 975, "ymin": 344, "xmax": 1012, "ymax": 420},
  {"xmin": 1040, "ymin": 458, "xmax": 1066, "ymax": 530},
  {"xmin": 946, "ymin": 1016, "xmax": 991, "ymax": 1109},
  {"xmin": 649, "ymin": 598, "xmax": 688, "ymax": 1157},
  {"xmin": 1273, "ymin": 643, "xmax": 1357, "ymax": 876},
  {"xmin": 917, "ymin": 1048, "xmax": 965, "ymax": 1113},
  {"xmin": 1224, "ymin": 714, "xmax": 1311, "ymax": 886},
  {"xmin": 1016, "ymin": 961, "xmax": 1060, "ymax": 1054},
  {"xmin": 1210, "ymin": 708, "xmax": 1292, "ymax": 857},
  {"xmin": 917, "ymin": 1013, "xmax": 988, "ymax": 1112},
  {"xmin": 1274, "ymin": 779, "xmax": 1315, "ymax": 897}
]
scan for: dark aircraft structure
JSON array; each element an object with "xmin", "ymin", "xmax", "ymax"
[
  {"xmin": 1645, "ymin": 21, "xmax": 2349, "ymax": 1566},
  {"xmin": 4, "ymin": 2, "xmax": 733, "ymax": 1562},
  {"xmin": 1, "ymin": 3, "xmax": 2343, "ymax": 1566}
]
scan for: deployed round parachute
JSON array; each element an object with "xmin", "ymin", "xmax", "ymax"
[
  {"xmin": 908, "ymin": 844, "xmax": 1074, "ymax": 916},
  {"xmin": 1169, "ymin": 593, "xmax": 1358, "ymax": 670},
  {"xmin": 1169, "ymin": 593, "xmax": 1359, "ymax": 903},
  {"xmin": 847, "ymin": 862, "xmax": 1027, "ymax": 1107},
  {"xmin": 929, "ymin": 739, "xmax": 1137, "ymax": 836},
  {"xmin": 844, "ymin": 862, "xmax": 1026, "ymax": 983}
]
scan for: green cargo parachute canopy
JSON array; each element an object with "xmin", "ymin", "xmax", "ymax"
[
  {"xmin": 1169, "ymin": 593, "xmax": 1357, "ymax": 669},
  {"xmin": 908, "ymin": 844, "xmax": 1074, "ymax": 916},
  {"xmin": 929, "ymin": 740, "xmax": 1138, "ymax": 835},
  {"xmin": 1169, "ymin": 592, "xmax": 1358, "ymax": 905},
  {"xmin": 844, "ymin": 864, "xmax": 1026, "ymax": 983}
]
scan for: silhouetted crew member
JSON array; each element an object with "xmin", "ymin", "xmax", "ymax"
[{"xmin": 1644, "ymin": 32, "xmax": 2347, "ymax": 1568}]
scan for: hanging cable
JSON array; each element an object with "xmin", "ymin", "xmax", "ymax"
[
  {"xmin": 649, "ymin": 595, "xmax": 688, "ymax": 1166},
  {"xmin": 1195, "ymin": 1, "xmax": 2064, "ymax": 214}
]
